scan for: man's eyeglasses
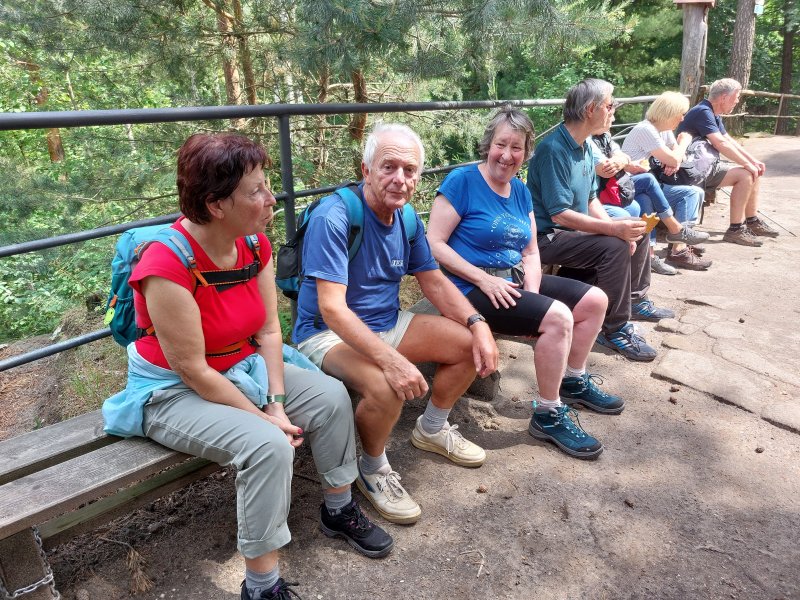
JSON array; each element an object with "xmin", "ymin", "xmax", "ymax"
[{"xmin": 604, "ymin": 100, "xmax": 622, "ymax": 112}]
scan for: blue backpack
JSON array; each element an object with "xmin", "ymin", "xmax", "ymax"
[
  {"xmin": 275, "ymin": 184, "xmax": 418, "ymax": 301},
  {"xmin": 104, "ymin": 224, "xmax": 260, "ymax": 347}
]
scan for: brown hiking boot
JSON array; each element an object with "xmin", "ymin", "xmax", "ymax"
[
  {"xmin": 723, "ymin": 226, "xmax": 763, "ymax": 247},
  {"xmin": 747, "ymin": 218, "xmax": 779, "ymax": 237},
  {"xmin": 666, "ymin": 248, "xmax": 713, "ymax": 270}
]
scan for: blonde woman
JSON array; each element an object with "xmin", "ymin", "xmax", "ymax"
[{"xmin": 621, "ymin": 92, "xmax": 711, "ymax": 271}]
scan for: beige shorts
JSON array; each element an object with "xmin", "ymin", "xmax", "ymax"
[{"xmin": 297, "ymin": 310, "xmax": 416, "ymax": 369}]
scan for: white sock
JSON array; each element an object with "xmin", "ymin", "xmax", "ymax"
[
  {"xmin": 533, "ymin": 395, "xmax": 562, "ymax": 411},
  {"xmin": 564, "ymin": 365, "xmax": 585, "ymax": 378}
]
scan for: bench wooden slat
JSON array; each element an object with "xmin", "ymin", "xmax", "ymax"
[
  {"xmin": 40, "ymin": 457, "xmax": 218, "ymax": 548},
  {"xmin": 0, "ymin": 410, "xmax": 114, "ymax": 486},
  {"xmin": 0, "ymin": 437, "xmax": 189, "ymax": 539}
]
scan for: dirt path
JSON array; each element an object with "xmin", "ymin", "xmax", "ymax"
[{"xmin": 43, "ymin": 136, "xmax": 800, "ymax": 599}]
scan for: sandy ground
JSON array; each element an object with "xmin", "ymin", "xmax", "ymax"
[{"xmin": 9, "ymin": 136, "xmax": 800, "ymax": 600}]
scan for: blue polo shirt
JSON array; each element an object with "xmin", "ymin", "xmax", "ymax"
[
  {"xmin": 677, "ymin": 99, "xmax": 727, "ymax": 138},
  {"xmin": 527, "ymin": 122, "xmax": 597, "ymax": 234}
]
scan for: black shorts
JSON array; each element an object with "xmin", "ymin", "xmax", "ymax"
[{"xmin": 465, "ymin": 274, "xmax": 592, "ymax": 337}]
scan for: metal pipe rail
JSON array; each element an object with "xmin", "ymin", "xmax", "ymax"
[{"xmin": 0, "ymin": 95, "xmax": 659, "ymax": 372}]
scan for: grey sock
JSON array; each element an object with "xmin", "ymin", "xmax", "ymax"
[
  {"xmin": 420, "ymin": 401, "xmax": 451, "ymax": 434},
  {"xmin": 323, "ymin": 487, "xmax": 352, "ymax": 515},
  {"xmin": 359, "ymin": 451, "xmax": 389, "ymax": 475},
  {"xmin": 245, "ymin": 565, "xmax": 280, "ymax": 599}
]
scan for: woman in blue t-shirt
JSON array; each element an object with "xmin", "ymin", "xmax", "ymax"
[{"xmin": 427, "ymin": 106, "xmax": 624, "ymax": 461}]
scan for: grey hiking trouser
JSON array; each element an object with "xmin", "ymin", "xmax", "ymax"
[
  {"xmin": 142, "ymin": 363, "xmax": 356, "ymax": 559},
  {"xmin": 537, "ymin": 230, "xmax": 650, "ymax": 333}
]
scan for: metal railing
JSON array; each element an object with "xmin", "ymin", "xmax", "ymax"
[{"xmin": 0, "ymin": 95, "xmax": 661, "ymax": 372}]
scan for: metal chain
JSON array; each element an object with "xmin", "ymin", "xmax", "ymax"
[{"xmin": 0, "ymin": 528, "xmax": 60, "ymax": 600}]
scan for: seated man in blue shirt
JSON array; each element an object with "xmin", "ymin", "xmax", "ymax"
[
  {"xmin": 677, "ymin": 78, "xmax": 779, "ymax": 246},
  {"xmin": 294, "ymin": 123, "xmax": 498, "ymax": 526},
  {"xmin": 527, "ymin": 78, "xmax": 674, "ymax": 362}
]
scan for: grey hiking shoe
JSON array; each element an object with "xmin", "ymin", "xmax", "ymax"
[{"xmin": 665, "ymin": 225, "xmax": 710, "ymax": 246}]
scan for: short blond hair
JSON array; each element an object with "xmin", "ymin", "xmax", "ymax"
[{"xmin": 646, "ymin": 92, "xmax": 690, "ymax": 127}]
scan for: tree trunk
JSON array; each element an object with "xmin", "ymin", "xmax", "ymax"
[
  {"xmin": 349, "ymin": 69, "xmax": 368, "ymax": 179},
  {"xmin": 679, "ymin": 4, "xmax": 711, "ymax": 99},
  {"xmin": 776, "ymin": 0, "xmax": 795, "ymax": 135},
  {"xmin": 727, "ymin": 0, "xmax": 757, "ymax": 135},
  {"xmin": 232, "ymin": 0, "xmax": 257, "ymax": 105},
  {"xmin": 21, "ymin": 60, "xmax": 65, "ymax": 164},
  {"xmin": 311, "ymin": 68, "xmax": 330, "ymax": 186}
]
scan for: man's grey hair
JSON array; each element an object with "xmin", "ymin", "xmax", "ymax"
[
  {"xmin": 563, "ymin": 78, "xmax": 614, "ymax": 123},
  {"xmin": 477, "ymin": 106, "xmax": 536, "ymax": 161},
  {"xmin": 363, "ymin": 123, "xmax": 425, "ymax": 174},
  {"xmin": 708, "ymin": 78, "xmax": 742, "ymax": 100}
]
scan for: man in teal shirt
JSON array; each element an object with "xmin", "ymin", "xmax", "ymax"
[{"xmin": 527, "ymin": 78, "xmax": 673, "ymax": 361}]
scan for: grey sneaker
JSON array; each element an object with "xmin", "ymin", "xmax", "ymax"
[
  {"xmin": 651, "ymin": 255, "xmax": 677, "ymax": 276},
  {"xmin": 723, "ymin": 226, "xmax": 763, "ymax": 247},
  {"xmin": 665, "ymin": 225, "xmax": 710, "ymax": 246}
]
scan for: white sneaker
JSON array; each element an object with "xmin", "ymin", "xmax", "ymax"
[
  {"xmin": 355, "ymin": 465, "xmax": 421, "ymax": 524},
  {"xmin": 410, "ymin": 416, "xmax": 486, "ymax": 467}
]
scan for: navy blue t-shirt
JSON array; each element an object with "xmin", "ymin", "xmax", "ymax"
[
  {"xmin": 677, "ymin": 99, "xmax": 727, "ymax": 138},
  {"xmin": 293, "ymin": 188, "xmax": 436, "ymax": 344}
]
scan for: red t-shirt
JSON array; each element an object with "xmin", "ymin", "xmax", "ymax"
[{"xmin": 129, "ymin": 219, "xmax": 272, "ymax": 371}]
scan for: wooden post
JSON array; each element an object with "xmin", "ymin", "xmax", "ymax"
[
  {"xmin": 675, "ymin": 1, "xmax": 716, "ymax": 99},
  {"xmin": 774, "ymin": 95, "xmax": 786, "ymax": 135}
]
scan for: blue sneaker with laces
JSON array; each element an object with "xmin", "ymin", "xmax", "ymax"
[
  {"xmin": 631, "ymin": 298, "xmax": 675, "ymax": 322},
  {"xmin": 528, "ymin": 404, "xmax": 603, "ymax": 460},
  {"xmin": 596, "ymin": 323, "xmax": 657, "ymax": 362},
  {"xmin": 560, "ymin": 373, "xmax": 625, "ymax": 415}
]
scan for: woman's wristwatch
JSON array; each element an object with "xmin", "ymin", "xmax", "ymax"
[
  {"xmin": 265, "ymin": 394, "xmax": 286, "ymax": 405},
  {"xmin": 466, "ymin": 313, "xmax": 486, "ymax": 328}
]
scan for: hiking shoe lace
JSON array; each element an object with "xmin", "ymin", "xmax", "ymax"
[
  {"xmin": 528, "ymin": 404, "xmax": 603, "ymax": 459},
  {"xmin": 560, "ymin": 373, "xmax": 625, "ymax": 415},
  {"xmin": 596, "ymin": 322, "xmax": 657, "ymax": 362},
  {"xmin": 241, "ymin": 578, "xmax": 301, "ymax": 600},
  {"xmin": 319, "ymin": 500, "xmax": 394, "ymax": 558}
]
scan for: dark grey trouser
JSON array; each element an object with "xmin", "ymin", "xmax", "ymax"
[
  {"xmin": 142, "ymin": 364, "xmax": 356, "ymax": 559},
  {"xmin": 537, "ymin": 230, "xmax": 650, "ymax": 333}
]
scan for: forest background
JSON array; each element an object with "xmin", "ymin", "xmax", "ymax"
[{"xmin": 0, "ymin": 0, "xmax": 797, "ymax": 346}]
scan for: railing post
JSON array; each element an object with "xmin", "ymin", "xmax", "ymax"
[
  {"xmin": 277, "ymin": 114, "xmax": 297, "ymax": 237},
  {"xmin": 774, "ymin": 94, "xmax": 786, "ymax": 136}
]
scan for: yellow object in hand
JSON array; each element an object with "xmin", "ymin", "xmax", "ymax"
[{"xmin": 641, "ymin": 213, "xmax": 660, "ymax": 234}]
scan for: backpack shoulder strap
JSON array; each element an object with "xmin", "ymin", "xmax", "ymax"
[
  {"xmin": 335, "ymin": 184, "xmax": 365, "ymax": 261},
  {"xmin": 400, "ymin": 203, "xmax": 418, "ymax": 245},
  {"xmin": 244, "ymin": 234, "xmax": 262, "ymax": 268}
]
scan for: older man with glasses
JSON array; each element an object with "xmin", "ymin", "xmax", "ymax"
[{"xmin": 527, "ymin": 78, "xmax": 674, "ymax": 362}]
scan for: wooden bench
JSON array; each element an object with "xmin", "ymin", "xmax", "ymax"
[{"xmin": 0, "ymin": 410, "xmax": 219, "ymax": 599}]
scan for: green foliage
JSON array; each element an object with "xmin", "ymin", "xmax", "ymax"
[{"xmin": 0, "ymin": 0, "xmax": 794, "ymax": 342}]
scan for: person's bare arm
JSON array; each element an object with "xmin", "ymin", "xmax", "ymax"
[
  {"xmin": 141, "ymin": 274, "xmax": 302, "ymax": 445},
  {"xmin": 706, "ymin": 132, "xmax": 762, "ymax": 178},
  {"xmin": 414, "ymin": 269, "xmax": 498, "ymax": 378},
  {"xmin": 553, "ymin": 205, "xmax": 646, "ymax": 242}
]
